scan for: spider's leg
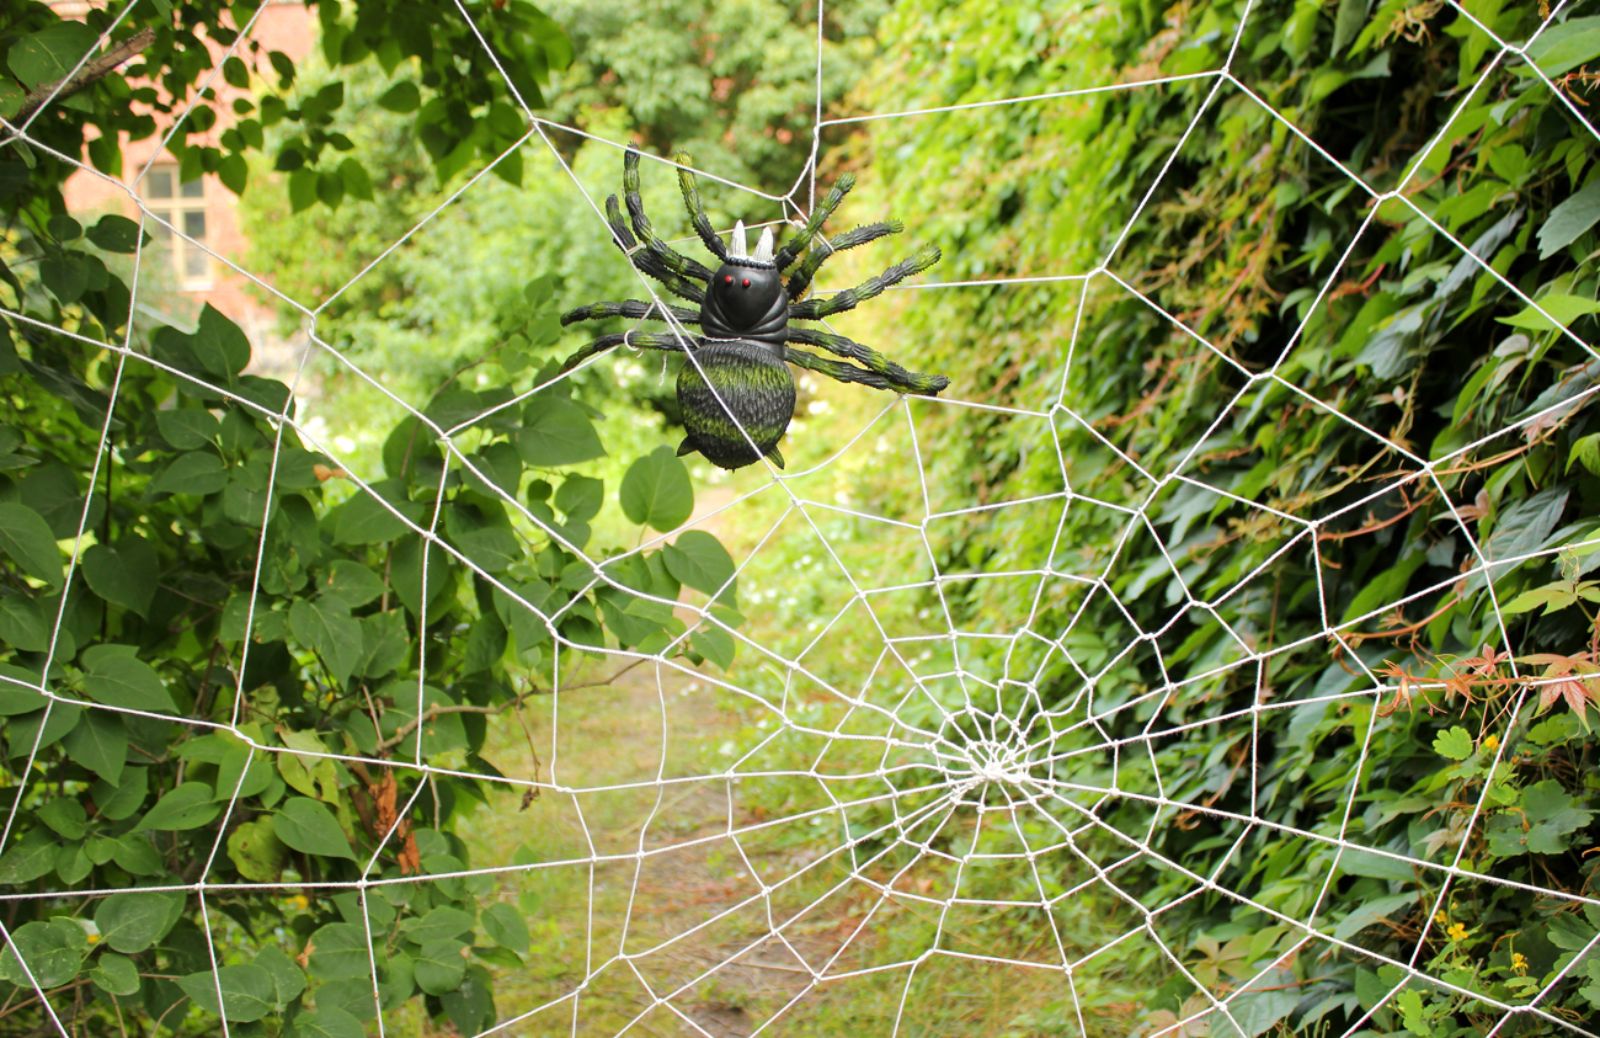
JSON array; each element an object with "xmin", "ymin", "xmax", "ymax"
[
  {"xmin": 787, "ymin": 328, "xmax": 949, "ymax": 395},
  {"xmin": 676, "ymin": 153, "xmax": 729, "ymax": 263},
  {"xmin": 557, "ymin": 331, "xmax": 697, "ymax": 376},
  {"xmin": 606, "ymin": 195, "xmax": 705, "ymax": 305},
  {"xmin": 788, "ymin": 244, "xmax": 940, "ymax": 321},
  {"xmin": 560, "ymin": 300, "xmax": 700, "ymax": 326},
  {"xmin": 773, "ymin": 173, "xmax": 855, "ymax": 271},
  {"xmin": 785, "ymin": 221, "xmax": 903, "ymax": 300},
  {"xmin": 783, "ymin": 346, "xmax": 905, "ymax": 393},
  {"xmin": 623, "ymin": 148, "xmax": 714, "ymax": 282}
]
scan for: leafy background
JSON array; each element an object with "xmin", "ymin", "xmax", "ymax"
[{"xmin": 2, "ymin": 0, "xmax": 1600, "ymax": 1035}]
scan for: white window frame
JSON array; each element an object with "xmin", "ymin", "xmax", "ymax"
[{"xmin": 145, "ymin": 165, "xmax": 213, "ymax": 291}]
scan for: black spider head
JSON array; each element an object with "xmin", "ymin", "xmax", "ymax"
[
  {"xmin": 700, "ymin": 219, "xmax": 788, "ymax": 342},
  {"xmin": 709, "ymin": 259, "xmax": 784, "ymax": 330}
]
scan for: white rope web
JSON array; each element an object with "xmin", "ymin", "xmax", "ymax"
[{"xmin": 2, "ymin": 0, "xmax": 1599, "ymax": 1034}]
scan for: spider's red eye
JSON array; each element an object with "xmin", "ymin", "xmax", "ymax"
[
  {"xmin": 723, "ymin": 275, "xmax": 733, "ymax": 285},
  {"xmin": 741, "ymin": 278, "xmax": 751, "ymax": 288}
]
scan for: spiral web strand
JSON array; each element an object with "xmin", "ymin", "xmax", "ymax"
[{"xmin": 2, "ymin": 0, "xmax": 1600, "ymax": 1034}]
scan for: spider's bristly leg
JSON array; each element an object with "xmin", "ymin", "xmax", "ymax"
[
  {"xmin": 623, "ymin": 148, "xmax": 714, "ymax": 282},
  {"xmin": 773, "ymin": 172, "xmax": 855, "ymax": 271},
  {"xmin": 675, "ymin": 152, "xmax": 728, "ymax": 262},
  {"xmin": 785, "ymin": 220, "xmax": 903, "ymax": 300},
  {"xmin": 560, "ymin": 300, "xmax": 700, "ymax": 326},
  {"xmin": 783, "ymin": 346, "xmax": 906, "ymax": 392},
  {"xmin": 557, "ymin": 331, "xmax": 697, "ymax": 375},
  {"xmin": 788, "ymin": 244, "xmax": 941, "ymax": 321},
  {"xmin": 787, "ymin": 328, "xmax": 950, "ymax": 395},
  {"xmin": 606, "ymin": 195, "xmax": 705, "ymax": 305}
]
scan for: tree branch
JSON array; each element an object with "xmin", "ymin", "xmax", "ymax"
[{"xmin": 10, "ymin": 27, "xmax": 157, "ymax": 126}]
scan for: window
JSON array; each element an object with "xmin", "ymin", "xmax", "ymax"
[{"xmin": 146, "ymin": 166, "xmax": 212, "ymax": 289}]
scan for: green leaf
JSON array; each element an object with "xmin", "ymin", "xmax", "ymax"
[
  {"xmin": 339, "ymin": 157, "xmax": 372, "ymax": 201},
  {"xmin": 0, "ymin": 829, "xmax": 59, "ymax": 884},
  {"xmin": 6, "ymin": 702, "xmax": 80, "ymax": 757},
  {"xmin": 1569, "ymin": 433, "xmax": 1600, "ymax": 476},
  {"xmin": 389, "ymin": 536, "xmax": 450, "ymax": 618},
  {"xmin": 109, "ymin": 833, "xmax": 162, "ymax": 875},
  {"xmin": 401, "ymin": 907, "xmax": 474, "ymax": 944},
  {"xmin": 1331, "ymin": 892, "xmax": 1416, "ymax": 941},
  {"xmin": 7, "ymin": 24, "xmax": 99, "ymax": 90},
  {"xmin": 1487, "ymin": 779, "xmax": 1594, "ymax": 855},
  {"xmin": 1497, "ymin": 292, "xmax": 1600, "ymax": 332},
  {"xmin": 218, "ymin": 151, "xmax": 248, "ymax": 194},
  {"xmin": 556, "ymin": 474, "xmax": 604, "ymax": 521},
  {"xmin": 1484, "ymin": 488, "xmax": 1569, "ymax": 564},
  {"xmin": 39, "ymin": 253, "xmax": 87, "ymax": 303},
  {"xmin": 95, "ymin": 890, "xmax": 185, "ymax": 953},
  {"xmin": 255, "ymin": 946, "xmax": 307, "ymax": 1007},
  {"xmin": 377, "ymin": 80, "xmax": 420, "ymax": 112},
  {"xmin": 349, "ymin": 613, "xmax": 403, "ymax": 682},
  {"xmin": 663, "ymin": 531, "xmax": 735, "ymax": 595},
  {"xmin": 0, "ymin": 919, "xmax": 87, "ymax": 989},
  {"xmin": 289, "ymin": 598, "xmax": 362, "ymax": 683},
  {"xmin": 0, "ymin": 594, "xmax": 49, "ymax": 652},
  {"xmin": 0, "ymin": 502, "xmax": 63, "ymax": 586},
  {"xmin": 37, "ymin": 796, "xmax": 86, "ymax": 839},
  {"xmin": 413, "ymin": 938, "xmax": 467, "ymax": 995},
  {"xmin": 1525, "ymin": 16, "xmax": 1600, "ymax": 77},
  {"xmin": 293, "ymin": 1008, "xmax": 366, "ymax": 1038},
  {"xmin": 620, "ymin": 446, "xmax": 693, "ymax": 531},
  {"xmin": 441, "ymin": 964, "xmax": 494, "ymax": 1035},
  {"xmin": 1432, "ymin": 726, "xmax": 1473, "ymax": 761},
  {"xmin": 273, "ymin": 797, "xmax": 356, "ymax": 860},
  {"xmin": 332, "ymin": 483, "xmax": 416, "ymax": 544},
  {"xmin": 150, "ymin": 451, "xmax": 227, "ymax": 496},
  {"xmin": 179, "ymin": 963, "xmax": 276, "ymax": 1022},
  {"xmin": 227, "ymin": 817, "xmax": 288, "ymax": 882},
  {"xmin": 1230, "ymin": 968, "xmax": 1300, "ymax": 1036},
  {"xmin": 134, "ymin": 781, "xmax": 221, "ymax": 831},
  {"xmin": 482, "ymin": 902, "xmax": 529, "ymax": 954},
  {"xmin": 1331, "ymin": 0, "xmax": 1368, "ymax": 54},
  {"xmin": 445, "ymin": 505, "xmax": 520, "ymax": 573},
  {"xmin": 1522, "ymin": 779, "xmax": 1593, "ymax": 853},
  {"xmin": 81, "ymin": 645, "xmax": 177, "ymax": 713},
  {"xmin": 289, "ymin": 168, "xmax": 317, "ymax": 213},
  {"xmin": 155, "ymin": 408, "xmax": 218, "ymax": 449},
  {"xmin": 86, "ymin": 214, "xmax": 146, "ymax": 253},
  {"xmin": 1503, "ymin": 582, "xmax": 1577, "ymax": 616},
  {"xmin": 192, "ymin": 304, "xmax": 252, "ymax": 377},
  {"xmin": 1538, "ymin": 177, "xmax": 1600, "ymax": 259},
  {"xmin": 92, "ymin": 766, "xmax": 146, "ymax": 821},
  {"xmin": 517, "ymin": 398, "xmax": 605, "ymax": 467},
  {"xmin": 319, "ymin": 560, "xmax": 385, "ymax": 607},
  {"xmin": 89, "ymin": 952, "xmax": 140, "ymax": 996},
  {"xmin": 306, "ymin": 923, "xmax": 370, "ymax": 981},
  {"xmin": 61, "ymin": 709, "xmax": 126, "ymax": 783},
  {"xmin": 81, "ymin": 537, "xmax": 158, "ymax": 617},
  {"xmin": 690, "ymin": 626, "xmax": 736, "ymax": 669},
  {"xmin": 222, "ymin": 54, "xmax": 250, "ymax": 88}
]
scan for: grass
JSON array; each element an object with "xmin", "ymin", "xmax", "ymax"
[{"xmin": 436, "ymin": 649, "xmax": 1143, "ymax": 1036}]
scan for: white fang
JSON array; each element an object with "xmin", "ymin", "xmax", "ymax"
[
  {"xmin": 729, "ymin": 219, "xmax": 748, "ymax": 258},
  {"xmin": 753, "ymin": 227, "xmax": 775, "ymax": 263}
]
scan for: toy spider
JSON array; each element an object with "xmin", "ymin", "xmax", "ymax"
[{"xmin": 558, "ymin": 149, "xmax": 949, "ymax": 470}]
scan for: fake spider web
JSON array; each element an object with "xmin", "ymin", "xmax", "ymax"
[{"xmin": 3, "ymin": 0, "xmax": 1600, "ymax": 1034}]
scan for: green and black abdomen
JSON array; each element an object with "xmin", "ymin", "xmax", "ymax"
[{"xmin": 677, "ymin": 341, "xmax": 795, "ymax": 471}]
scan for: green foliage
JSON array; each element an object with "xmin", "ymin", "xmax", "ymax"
[
  {"xmin": 540, "ymin": 0, "xmax": 888, "ymax": 187},
  {"xmin": 772, "ymin": 0, "xmax": 1600, "ymax": 1030},
  {"xmin": 0, "ymin": 0, "xmax": 563, "ymax": 204},
  {"xmin": 0, "ymin": 2, "xmax": 746, "ymax": 1034}
]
